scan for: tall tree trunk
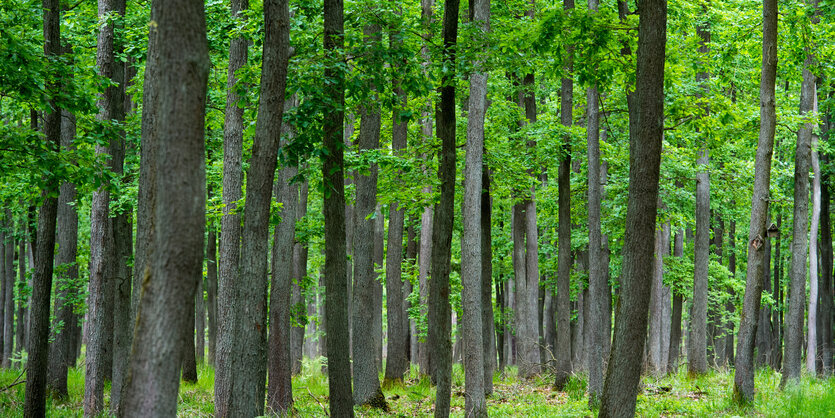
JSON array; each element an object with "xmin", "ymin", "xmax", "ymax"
[
  {"xmin": 383, "ymin": 64, "xmax": 409, "ymax": 381},
  {"xmin": 2, "ymin": 216, "xmax": 13, "ymax": 368},
  {"xmin": 16, "ymin": 219, "xmax": 27, "ymax": 358},
  {"xmin": 757, "ymin": 220, "xmax": 773, "ymax": 367},
  {"xmin": 352, "ymin": 41, "xmax": 387, "ymax": 405},
  {"xmin": 214, "ymin": 0, "xmax": 248, "ymax": 408},
  {"xmin": 428, "ymin": 0, "xmax": 459, "ymax": 413},
  {"xmin": 293, "ymin": 179, "xmax": 310, "ymax": 373},
  {"xmin": 725, "ymin": 220, "xmax": 737, "ymax": 366},
  {"xmin": 181, "ymin": 294, "xmax": 198, "ymax": 383},
  {"xmin": 648, "ymin": 215, "xmax": 664, "ymax": 375},
  {"xmin": 373, "ymin": 206, "xmax": 384, "ymax": 373},
  {"xmin": 461, "ymin": 0, "xmax": 489, "ymax": 409},
  {"xmin": 586, "ymin": 0, "xmax": 604, "ymax": 403},
  {"xmin": 47, "ymin": 111, "xmax": 78, "ymax": 398},
  {"xmin": 24, "ymin": 0, "xmax": 62, "ymax": 414},
  {"xmin": 784, "ymin": 46, "xmax": 816, "ymax": 386},
  {"xmin": 195, "ymin": 276, "xmax": 205, "ymax": 364},
  {"xmin": 807, "ymin": 91, "xmax": 821, "ymax": 375},
  {"xmin": 598, "ymin": 0, "xmax": 666, "ymax": 414},
  {"xmin": 733, "ymin": 0, "xmax": 778, "ymax": 403},
  {"xmin": 322, "ymin": 0, "xmax": 353, "ymax": 411},
  {"xmin": 821, "ymin": 148, "xmax": 834, "ymax": 375},
  {"xmin": 771, "ymin": 212, "xmax": 783, "ymax": 370},
  {"xmin": 267, "ymin": 137, "xmax": 297, "ymax": 413}
]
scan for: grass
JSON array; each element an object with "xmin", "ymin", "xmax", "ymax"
[{"xmin": 1, "ymin": 359, "xmax": 833, "ymax": 416}]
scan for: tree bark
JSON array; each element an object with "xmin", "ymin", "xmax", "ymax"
[
  {"xmin": 783, "ymin": 47, "xmax": 816, "ymax": 386},
  {"xmin": 206, "ymin": 202, "xmax": 218, "ymax": 366},
  {"xmin": 214, "ymin": 0, "xmax": 248, "ymax": 408},
  {"xmin": 182, "ymin": 293, "xmax": 198, "ymax": 383},
  {"xmin": 667, "ymin": 231, "xmax": 684, "ymax": 374},
  {"xmin": 481, "ymin": 166, "xmax": 496, "ymax": 395},
  {"xmin": 598, "ymin": 0, "xmax": 666, "ymax": 414},
  {"xmin": 2, "ymin": 216, "xmax": 13, "ymax": 368},
  {"xmin": 23, "ymin": 0, "xmax": 62, "ymax": 414},
  {"xmin": 195, "ymin": 275, "xmax": 205, "ymax": 364},
  {"xmin": 322, "ymin": 0, "xmax": 353, "ymax": 411},
  {"xmin": 733, "ymin": 0, "xmax": 777, "ymax": 403},
  {"xmin": 118, "ymin": 0, "xmax": 208, "ymax": 414},
  {"xmin": 427, "ymin": 0, "xmax": 459, "ymax": 413},
  {"xmin": 821, "ymin": 147, "xmax": 834, "ymax": 375},
  {"xmin": 807, "ymin": 87, "xmax": 821, "ymax": 376},
  {"xmin": 461, "ymin": 0, "xmax": 489, "ymax": 409}
]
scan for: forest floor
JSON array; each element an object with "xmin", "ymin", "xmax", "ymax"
[{"xmin": 0, "ymin": 357, "xmax": 833, "ymax": 417}]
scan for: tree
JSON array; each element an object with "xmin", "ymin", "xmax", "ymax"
[
  {"xmin": 733, "ymin": 0, "xmax": 778, "ymax": 404},
  {"xmin": 214, "ymin": 0, "xmax": 248, "ymax": 409},
  {"xmin": 322, "ymin": 0, "xmax": 353, "ymax": 412},
  {"xmin": 598, "ymin": 0, "xmax": 667, "ymax": 415},
  {"xmin": 118, "ymin": 0, "xmax": 209, "ymax": 414},
  {"xmin": 23, "ymin": 0, "xmax": 62, "ymax": 414},
  {"xmin": 461, "ymin": 0, "xmax": 489, "ymax": 412}
]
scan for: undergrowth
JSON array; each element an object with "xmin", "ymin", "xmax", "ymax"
[{"xmin": 0, "ymin": 358, "xmax": 832, "ymax": 416}]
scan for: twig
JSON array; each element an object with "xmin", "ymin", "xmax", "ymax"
[
  {"xmin": 0, "ymin": 368, "xmax": 26, "ymax": 393},
  {"xmin": 306, "ymin": 387, "xmax": 329, "ymax": 417}
]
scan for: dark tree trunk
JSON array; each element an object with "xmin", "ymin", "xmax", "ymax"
[
  {"xmin": 428, "ymin": 0, "xmax": 459, "ymax": 413},
  {"xmin": 461, "ymin": 0, "xmax": 488, "ymax": 408},
  {"xmin": 733, "ymin": 0, "xmax": 777, "ymax": 403},
  {"xmin": 182, "ymin": 295, "xmax": 198, "ymax": 383},
  {"xmin": 2, "ymin": 216, "xmax": 13, "ymax": 367},
  {"xmin": 118, "ymin": 0, "xmax": 208, "ymax": 415},
  {"xmin": 783, "ymin": 41, "xmax": 816, "ymax": 385},
  {"xmin": 214, "ymin": 0, "xmax": 248, "ymax": 409},
  {"xmin": 16, "ymin": 220, "xmax": 27, "ymax": 359},
  {"xmin": 267, "ymin": 138, "xmax": 297, "ymax": 414},
  {"xmin": 206, "ymin": 205, "xmax": 218, "ymax": 366},
  {"xmin": 291, "ymin": 173, "xmax": 309, "ymax": 376},
  {"xmin": 667, "ymin": 232, "xmax": 684, "ymax": 375},
  {"xmin": 481, "ymin": 166, "xmax": 496, "ymax": 395},
  {"xmin": 598, "ymin": 0, "xmax": 666, "ymax": 414},
  {"xmin": 23, "ymin": 1, "xmax": 61, "ymax": 414},
  {"xmin": 756, "ymin": 227, "xmax": 773, "ymax": 367},
  {"xmin": 322, "ymin": 0, "xmax": 353, "ymax": 411},
  {"xmin": 821, "ymin": 154, "xmax": 834, "ymax": 375},
  {"xmin": 195, "ymin": 275, "xmax": 205, "ymax": 364}
]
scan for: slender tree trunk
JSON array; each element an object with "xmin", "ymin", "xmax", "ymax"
[
  {"xmin": 2, "ymin": 216, "xmax": 13, "ymax": 368},
  {"xmin": 461, "ymin": 0, "xmax": 489, "ymax": 408},
  {"xmin": 734, "ymin": 0, "xmax": 778, "ymax": 403},
  {"xmin": 648, "ymin": 216, "xmax": 664, "ymax": 375},
  {"xmin": 821, "ymin": 153, "xmax": 834, "ymax": 375},
  {"xmin": 214, "ymin": 0, "xmax": 248, "ymax": 409},
  {"xmin": 428, "ymin": 0, "xmax": 459, "ymax": 413},
  {"xmin": 481, "ymin": 166, "xmax": 496, "ymax": 394},
  {"xmin": 267, "ymin": 136, "xmax": 297, "ymax": 413},
  {"xmin": 725, "ymin": 221, "xmax": 737, "ymax": 366},
  {"xmin": 181, "ymin": 295, "xmax": 198, "ymax": 383},
  {"xmin": 784, "ymin": 48, "xmax": 816, "ymax": 386},
  {"xmin": 0, "ymin": 228, "xmax": 6, "ymax": 363},
  {"xmin": 352, "ymin": 36, "xmax": 387, "ymax": 405},
  {"xmin": 206, "ymin": 215, "xmax": 218, "ymax": 366},
  {"xmin": 598, "ymin": 0, "xmax": 666, "ymax": 414},
  {"xmin": 373, "ymin": 206, "xmax": 384, "ymax": 373},
  {"xmin": 771, "ymin": 212, "xmax": 783, "ymax": 370},
  {"xmin": 16, "ymin": 220, "xmax": 27, "ymax": 359},
  {"xmin": 668, "ymin": 232, "xmax": 685, "ymax": 375},
  {"xmin": 23, "ymin": 1, "xmax": 62, "ymax": 414},
  {"xmin": 323, "ymin": 0, "xmax": 353, "ymax": 411},
  {"xmin": 417, "ymin": 0, "xmax": 434, "ymax": 370},
  {"xmin": 384, "ymin": 60, "xmax": 409, "ymax": 381},
  {"xmin": 291, "ymin": 171, "xmax": 308, "ymax": 376},
  {"xmin": 195, "ymin": 276, "xmax": 205, "ymax": 364},
  {"xmin": 807, "ymin": 91, "xmax": 821, "ymax": 375}
]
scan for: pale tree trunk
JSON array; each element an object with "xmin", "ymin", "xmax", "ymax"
[
  {"xmin": 47, "ymin": 112, "xmax": 79, "ymax": 397},
  {"xmin": 215, "ymin": 0, "xmax": 248, "ymax": 408},
  {"xmin": 322, "ymin": 0, "xmax": 353, "ymax": 411},
  {"xmin": 807, "ymin": 88, "xmax": 821, "ymax": 375},
  {"xmin": 428, "ymin": 0, "xmax": 459, "ymax": 414},
  {"xmin": 648, "ymin": 216, "xmax": 664, "ymax": 375},
  {"xmin": 461, "ymin": 0, "xmax": 489, "ymax": 409},
  {"xmin": 24, "ymin": 1, "xmax": 61, "ymax": 414},
  {"xmin": 598, "ymin": 0, "xmax": 666, "ymax": 414},
  {"xmin": 784, "ymin": 48, "xmax": 816, "ymax": 385},
  {"xmin": 660, "ymin": 222, "xmax": 672, "ymax": 372},
  {"xmin": 733, "ymin": 0, "xmax": 777, "ymax": 403},
  {"xmin": 373, "ymin": 205, "xmax": 384, "ymax": 373},
  {"xmin": 118, "ymin": 0, "xmax": 208, "ymax": 415},
  {"xmin": 711, "ymin": 216, "xmax": 724, "ymax": 366}
]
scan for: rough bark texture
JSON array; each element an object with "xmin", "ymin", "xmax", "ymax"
[
  {"xmin": 783, "ymin": 49, "xmax": 815, "ymax": 386},
  {"xmin": 585, "ymin": 0, "xmax": 604, "ymax": 405},
  {"xmin": 428, "ymin": 0, "xmax": 459, "ymax": 413},
  {"xmin": 733, "ymin": 0, "xmax": 777, "ymax": 403},
  {"xmin": 47, "ymin": 111, "xmax": 79, "ymax": 397},
  {"xmin": 351, "ymin": 23, "xmax": 387, "ymax": 409},
  {"xmin": 118, "ymin": 0, "xmax": 208, "ymax": 414},
  {"xmin": 806, "ymin": 72, "xmax": 820, "ymax": 376},
  {"xmin": 24, "ymin": 1, "xmax": 61, "ymax": 414},
  {"xmin": 267, "ymin": 142, "xmax": 297, "ymax": 414},
  {"xmin": 322, "ymin": 0, "xmax": 353, "ymax": 411},
  {"xmin": 598, "ymin": 0, "xmax": 666, "ymax": 414},
  {"xmin": 461, "ymin": 0, "xmax": 489, "ymax": 409},
  {"xmin": 384, "ymin": 59, "xmax": 409, "ymax": 382},
  {"xmin": 214, "ymin": 0, "xmax": 248, "ymax": 410}
]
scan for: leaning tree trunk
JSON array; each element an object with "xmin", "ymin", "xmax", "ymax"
[
  {"xmin": 598, "ymin": 0, "xmax": 666, "ymax": 415},
  {"xmin": 784, "ymin": 42, "xmax": 816, "ymax": 386},
  {"xmin": 118, "ymin": 0, "xmax": 208, "ymax": 415},
  {"xmin": 733, "ymin": 0, "xmax": 777, "ymax": 404},
  {"xmin": 23, "ymin": 0, "xmax": 62, "ymax": 414}
]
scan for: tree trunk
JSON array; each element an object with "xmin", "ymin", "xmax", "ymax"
[
  {"xmin": 598, "ymin": 0, "xmax": 666, "ymax": 414},
  {"xmin": 373, "ymin": 205, "xmax": 385, "ymax": 373},
  {"xmin": 352, "ymin": 50, "xmax": 387, "ymax": 405},
  {"xmin": 206, "ymin": 219, "xmax": 218, "ymax": 366},
  {"xmin": 733, "ymin": 0, "xmax": 777, "ymax": 403},
  {"xmin": 267, "ymin": 140, "xmax": 297, "ymax": 414},
  {"xmin": 461, "ymin": 1, "xmax": 489, "ymax": 408},
  {"xmin": 648, "ymin": 216, "xmax": 664, "ymax": 375},
  {"xmin": 118, "ymin": 0, "xmax": 208, "ymax": 414},
  {"xmin": 292, "ymin": 173, "xmax": 309, "ymax": 376},
  {"xmin": 821, "ymin": 152, "xmax": 834, "ymax": 375},
  {"xmin": 784, "ymin": 46, "xmax": 816, "ymax": 386},
  {"xmin": 428, "ymin": 0, "xmax": 459, "ymax": 413},
  {"xmin": 182, "ymin": 295, "xmax": 198, "ymax": 383},
  {"xmin": 195, "ymin": 276, "xmax": 205, "ymax": 364},
  {"xmin": 16, "ymin": 221, "xmax": 27, "ymax": 359},
  {"xmin": 481, "ymin": 166, "xmax": 496, "ymax": 395},
  {"xmin": 771, "ymin": 212, "xmax": 782, "ymax": 370},
  {"xmin": 757, "ymin": 222, "xmax": 773, "ymax": 367},
  {"xmin": 23, "ymin": 1, "xmax": 62, "ymax": 414},
  {"xmin": 214, "ymin": 0, "xmax": 248, "ymax": 408},
  {"xmin": 323, "ymin": 0, "xmax": 353, "ymax": 411},
  {"xmin": 807, "ymin": 91, "xmax": 821, "ymax": 375},
  {"xmin": 2, "ymin": 217, "xmax": 13, "ymax": 368}
]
